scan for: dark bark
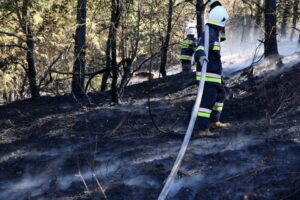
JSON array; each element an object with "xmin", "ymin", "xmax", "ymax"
[
  {"xmin": 264, "ymin": 0, "xmax": 279, "ymax": 58},
  {"xmin": 111, "ymin": 0, "xmax": 121, "ymax": 103},
  {"xmin": 255, "ymin": 0, "xmax": 264, "ymax": 27},
  {"xmin": 196, "ymin": 0, "xmax": 205, "ymax": 38},
  {"xmin": 118, "ymin": 58, "xmax": 132, "ymax": 98},
  {"xmin": 26, "ymin": 26, "xmax": 39, "ymax": 98},
  {"xmin": 101, "ymin": 0, "xmax": 121, "ymax": 103},
  {"xmin": 290, "ymin": 0, "xmax": 299, "ymax": 40},
  {"xmin": 280, "ymin": 1, "xmax": 290, "ymax": 38},
  {"xmin": 17, "ymin": 0, "xmax": 39, "ymax": 98},
  {"xmin": 71, "ymin": 0, "xmax": 87, "ymax": 96},
  {"xmin": 111, "ymin": 21, "xmax": 119, "ymax": 102},
  {"xmin": 159, "ymin": 0, "xmax": 174, "ymax": 77},
  {"xmin": 100, "ymin": 30, "xmax": 112, "ymax": 92}
]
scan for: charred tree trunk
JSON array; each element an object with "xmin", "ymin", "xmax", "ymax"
[
  {"xmin": 196, "ymin": 0, "xmax": 205, "ymax": 38},
  {"xmin": 255, "ymin": 0, "xmax": 264, "ymax": 27},
  {"xmin": 26, "ymin": 25, "xmax": 39, "ymax": 98},
  {"xmin": 159, "ymin": 0, "xmax": 174, "ymax": 77},
  {"xmin": 16, "ymin": 0, "xmax": 39, "ymax": 98},
  {"xmin": 71, "ymin": 0, "xmax": 87, "ymax": 96},
  {"xmin": 101, "ymin": 0, "xmax": 121, "ymax": 103},
  {"xmin": 110, "ymin": 0, "xmax": 121, "ymax": 103},
  {"xmin": 280, "ymin": 1, "xmax": 290, "ymax": 38},
  {"xmin": 100, "ymin": 30, "xmax": 112, "ymax": 92},
  {"xmin": 111, "ymin": 14, "xmax": 120, "ymax": 102},
  {"xmin": 118, "ymin": 58, "xmax": 132, "ymax": 97},
  {"xmin": 264, "ymin": 0, "xmax": 279, "ymax": 58},
  {"xmin": 290, "ymin": 0, "xmax": 299, "ymax": 40}
]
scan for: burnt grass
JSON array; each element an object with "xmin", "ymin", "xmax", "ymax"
[{"xmin": 0, "ymin": 63, "xmax": 300, "ymax": 200}]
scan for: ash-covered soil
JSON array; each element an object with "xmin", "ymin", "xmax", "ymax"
[{"xmin": 0, "ymin": 62, "xmax": 300, "ymax": 200}]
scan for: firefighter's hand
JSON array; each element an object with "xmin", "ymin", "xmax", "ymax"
[{"xmin": 199, "ymin": 56, "xmax": 208, "ymax": 66}]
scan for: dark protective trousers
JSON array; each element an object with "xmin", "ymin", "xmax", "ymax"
[
  {"xmin": 197, "ymin": 84, "xmax": 226, "ymax": 130},
  {"xmin": 181, "ymin": 60, "xmax": 192, "ymax": 72}
]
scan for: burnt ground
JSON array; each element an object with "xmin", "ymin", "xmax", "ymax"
[{"xmin": 0, "ymin": 62, "xmax": 300, "ymax": 200}]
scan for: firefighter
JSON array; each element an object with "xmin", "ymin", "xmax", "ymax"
[
  {"xmin": 194, "ymin": 5, "xmax": 230, "ymax": 136},
  {"xmin": 180, "ymin": 28, "xmax": 197, "ymax": 72}
]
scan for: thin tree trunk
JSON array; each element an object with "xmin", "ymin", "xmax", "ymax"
[
  {"xmin": 100, "ymin": 30, "xmax": 112, "ymax": 92},
  {"xmin": 196, "ymin": 0, "xmax": 204, "ymax": 38},
  {"xmin": 101, "ymin": 0, "xmax": 121, "ymax": 102},
  {"xmin": 264, "ymin": 0, "xmax": 279, "ymax": 57},
  {"xmin": 26, "ymin": 25, "xmax": 39, "ymax": 98},
  {"xmin": 72, "ymin": 0, "xmax": 87, "ymax": 96},
  {"xmin": 16, "ymin": 0, "xmax": 40, "ymax": 98},
  {"xmin": 118, "ymin": 59, "xmax": 132, "ymax": 97},
  {"xmin": 116, "ymin": 0, "xmax": 143, "ymax": 98},
  {"xmin": 101, "ymin": 0, "xmax": 121, "ymax": 99},
  {"xmin": 111, "ymin": 0, "xmax": 121, "ymax": 103},
  {"xmin": 290, "ymin": 0, "xmax": 299, "ymax": 40},
  {"xmin": 255, "ymin": 0, "xmax": 264, "ymax": 27},
  {"xmin": 280, "ymin": 1, "xmax": 290, "ymax": 38},
  {"xmin": 159, "ymin": 0, "xmax": 174, "ymax": 77}
]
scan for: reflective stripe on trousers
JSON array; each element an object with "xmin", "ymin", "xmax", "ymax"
[
  {"xmin": 196, "ymin": 72, "xmax": 221, "ymax": 83},
  {"xmin": 198, "ymin": 107, "xmax": 212, "ymax": 118}
]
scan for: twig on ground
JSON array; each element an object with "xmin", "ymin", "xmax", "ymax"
[
  {"xmin": 92, "ymin": 173, "xmax": 109, "ymax": 200},
  {"xmin": 280, "ymin": 188, "xmax": 300, "ymax": 200},
  {"xmin": 108, "ymin": 111, "xmax": 133, "ymax": 135},
  {"xmin": 221, "ymin": 166, "xmax": 273, "ymax": 182},
  {"xmin": 271, "ymin": 85, "xmax": 300, "ymax": 118},
  {"xmin": 76, "ymin": 165, "xmax": 91, "ymax": 194}
]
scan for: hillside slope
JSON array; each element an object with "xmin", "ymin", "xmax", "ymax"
[{"xmin": 0, "ymin": 62, "xmax": 299, "ymax": 200}]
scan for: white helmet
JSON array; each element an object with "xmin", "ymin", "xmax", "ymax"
[
  {"xmin": 207, "ymin": 6, "xmax": 229, "ymax": 27},
  {"xmin": 208, "ymin": 0, "xmax": 219, "ymax": 6},
  {"xmin": 186, "ymin": 28, "xmax": 195, "ymax": 36}
]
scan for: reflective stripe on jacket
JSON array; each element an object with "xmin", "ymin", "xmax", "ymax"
[
  {"xmin": 180, "ymin": 37, "xmax": 197, "ymax": 62},
  {"xmin": 194, "ymin": 25, "xmax": 223, "ymax": 85}
]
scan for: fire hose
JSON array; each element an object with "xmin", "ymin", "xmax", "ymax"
[{"xmin": 157, "ymin": 24, "xmax": 210, "ymax": 200}]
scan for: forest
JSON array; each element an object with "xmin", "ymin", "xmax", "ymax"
[
  {"xmin": 0, "ymin": 0, "xmax": 300, "ymax": 200},
  {"xmin": 0, "ymin": 0, "xmax": 298, "ymax": 104}
]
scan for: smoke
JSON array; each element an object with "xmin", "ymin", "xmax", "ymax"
[
  {"xmin": 124, "ymin": 175, "xmax": 158, "ymax": 188},
  {"xmin": 0, "ymin": 175, "xmax": 49, "ymax": 200},
  {"xmin": 165, "ymin": 24, "xmax": 300, "ymax": 78}
]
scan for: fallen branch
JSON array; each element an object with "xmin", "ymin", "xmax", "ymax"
[
  {"xmin": 106, "ymin": 111, "xmax": 133, "ymax": 136},
  {"xmin": 221, "ymin": 166, "xmax": 273, "ymax": 182},
  {"xmin": 92, "ymin": 173, "xmax": 108, "ymax": 200},
  {"xmin": 76, "ymin": 165, "xmax": 91, "ymax": 194},
  {"xmin": 280, "ymin": 188, "xmax": 300, "ymax": 200}
]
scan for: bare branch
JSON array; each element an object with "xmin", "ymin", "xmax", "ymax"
[
  {"xmin": 51, "ymin": 65, "xmax": 112, "ymax": 77},
  {"xmin": 292, "ymin": 27, "xmax": 300, "ymax": 32},
  {"xmin": 0, "ymin": 44, "xmax": 27, "ymax": 50},
  {"xmin": 38, "ymin": 45, "xmax": 72, "ymax": 88},
  {"xmin": 241, "ymin": 0, "xmax": 264, "ymax": 11},
  {"xmin": 0, "ymin": 31, "xmax": 26, "ymax": 42}
]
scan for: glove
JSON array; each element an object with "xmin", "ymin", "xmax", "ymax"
[
  {"xmin": 221, "ymin": 78, "xmax": 225, "ymax": 85},
  {"xmin": 199, "ymin": 56, "xmax": 208, "ymax": 66}
]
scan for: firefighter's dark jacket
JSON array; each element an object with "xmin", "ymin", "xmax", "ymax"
[
  {"xmin": 180, "ymin": 36, "xmax": 197, "ymax": 63},
  {"xmin": 195, "ymin": 24, "xmax": 223, "ymax": 85}
]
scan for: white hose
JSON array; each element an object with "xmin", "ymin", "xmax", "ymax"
[{"xmin": 157, "ymin": 25, "xmax": 210, "ymax": 200}]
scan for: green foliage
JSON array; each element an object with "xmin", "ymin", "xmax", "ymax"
[{"xmin": 1, "ymin": 0, "xmax": 296, "ymax": 103}]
